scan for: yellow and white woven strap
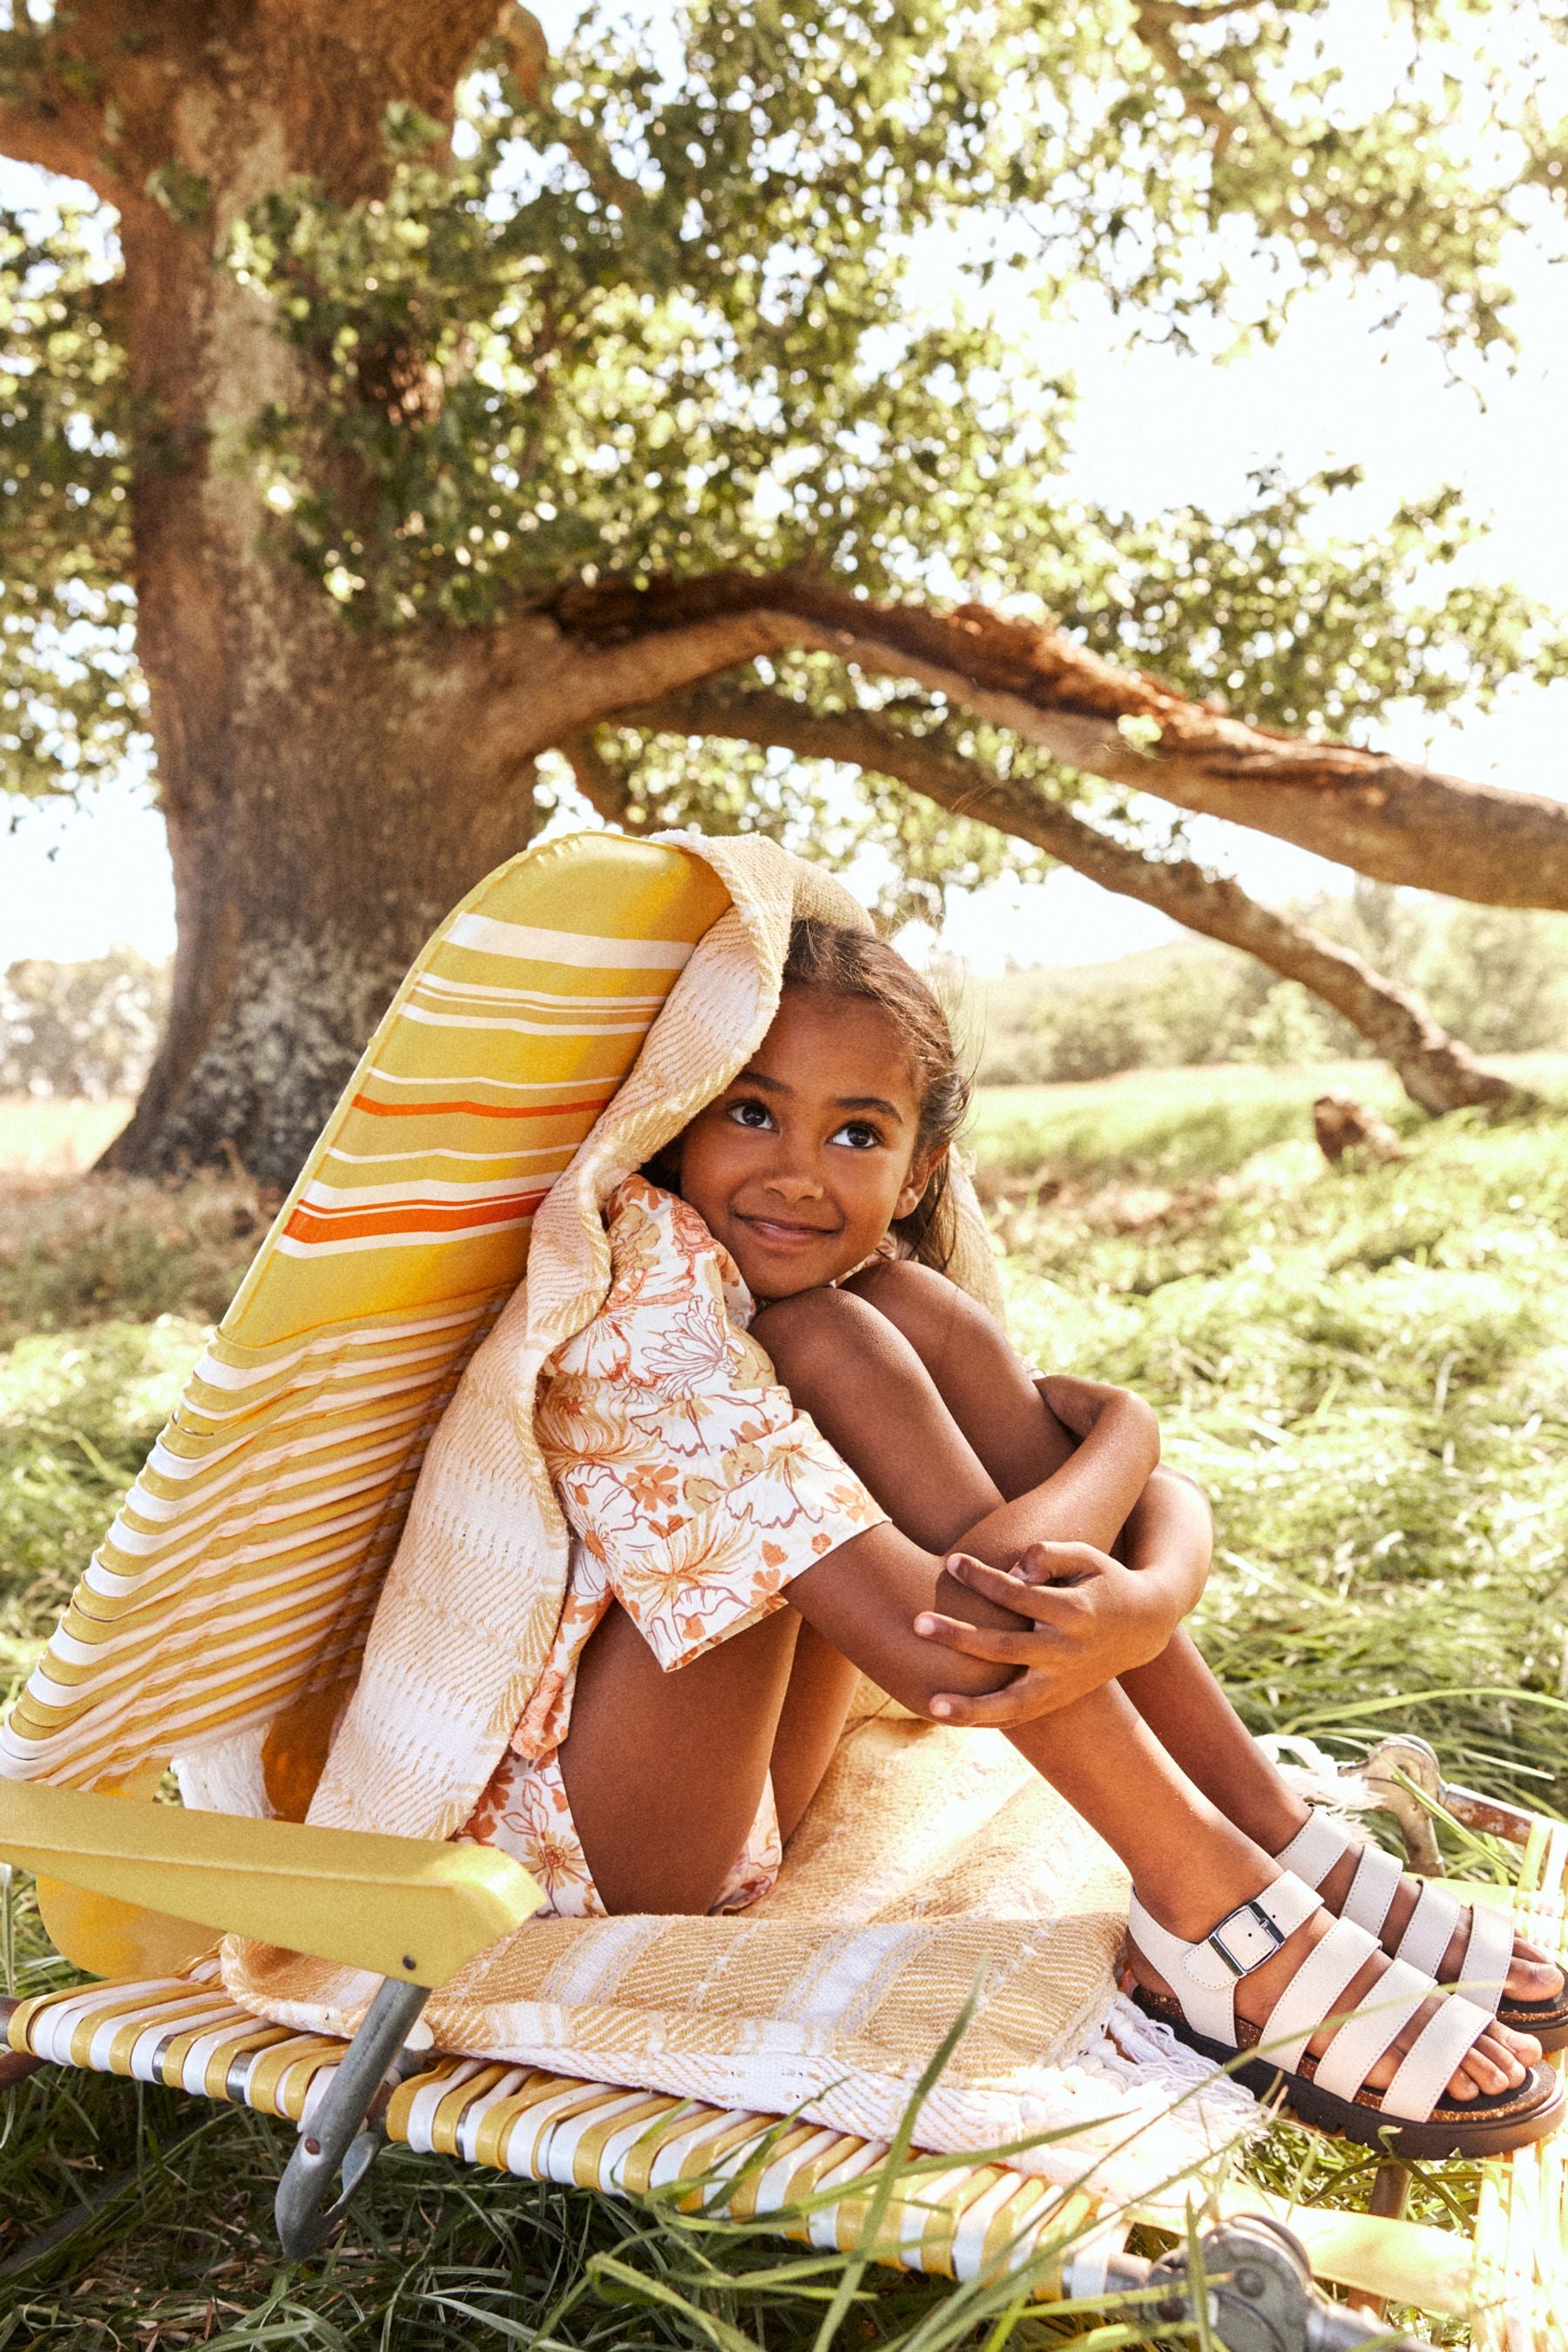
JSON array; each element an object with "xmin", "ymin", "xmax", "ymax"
[{"xmin": 5, "ymin": 1975, "xmax": 1089, "ymax": 2289}]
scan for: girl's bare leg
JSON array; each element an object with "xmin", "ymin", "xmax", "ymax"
[
  {"xmin": 769, "ymin": 1622, "xmax": 865, "ymax": 1841},
  {"xmin": 559, "ymin": 1598, "xmax": 804, "ymax": 1916},
  {"xmin": 761, "ymin": 1285, "xmax": 1537, "ymax": 2098},
  {"xmin": 558, "ymin": 1295, "xmax": 1009, "ymax": 1911},
  {"xmin": 852, "ymin": 1257, "xmax": 1561, "ymax": 2008}
]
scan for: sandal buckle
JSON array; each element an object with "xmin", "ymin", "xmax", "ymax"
[{"xmin": 1207, "ymin": 1898, "xmax": 1287, "ymax": 1979}]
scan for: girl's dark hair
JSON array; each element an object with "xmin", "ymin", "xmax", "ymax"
[{"xmin": 781, "ymin": 917, "xmax": 971, "ymax": 1274}]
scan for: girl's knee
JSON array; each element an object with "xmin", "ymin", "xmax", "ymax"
[
  {"xmin": 847, "ymin": 1256, "xmax": 945, "ymax": 1317},
  {"xmin": 751, "ymin": 1286, "xmax": 914, "ymax": 1413},
  {"xmin": 843, "ymin": 1257, "xmax": 962, "ymax": 1367},
  {"xmin": 752, "ymin": 1284, "xmax": 870, "ymax": 1377}
]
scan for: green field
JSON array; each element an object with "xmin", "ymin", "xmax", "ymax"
[{"xmin": 3, "ymin": 1070, "xmax": 1567, "ymax": 2343}]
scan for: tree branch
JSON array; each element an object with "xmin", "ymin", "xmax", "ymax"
[
  {"xmin": 0, "ymin": 98, "xmax": 101, "ymax": 186},
  {"xmin": 545, "ymin": 571, "xmax": 1568, "ymax": 915},
  {"xmin": 440, "ymin": 603, "xmax": 836, "ymax": 774},
  {"xmin": 0, "ymin": 28, "xmax": 110, "ymax": 191},
  {"xmin": 1, "ymin": 1, "xmax": 509, "ymax": 207},
  {"xmin": 624, "ymin": 685, "xmax": 1516, "ymax": 1116},
  {"xmin": 559, "ymin": 730, "xmax": 634, "ymax": 825}
]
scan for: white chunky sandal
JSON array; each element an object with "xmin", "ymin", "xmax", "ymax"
[
  {"xmin": 1127, "ymin": 1869, "xmax": 1565, "ymax": 2158},
  {"xmin": 1277, "ymin": 1809, "xmax": 1568, "ymax": 2052}
]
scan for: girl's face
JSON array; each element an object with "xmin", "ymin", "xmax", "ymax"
[{"xmin": 672, "ymin": 985, "xmax": 934, "ymax": 1301}]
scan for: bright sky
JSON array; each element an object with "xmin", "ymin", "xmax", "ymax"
[{"xmin": 3, "ymin": 17, "xmax": 1567, "ymax": 976}]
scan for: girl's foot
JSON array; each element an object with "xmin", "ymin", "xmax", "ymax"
[
  {"xmin": 1125, "ymin": 1862, "xmax": 1563, "ymax": 2157},
  {"xmin": 1274, "ymin": 1808, "xmax": 1568, "ymax": 2045}
]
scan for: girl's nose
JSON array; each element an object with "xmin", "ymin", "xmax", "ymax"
[{"xmin": 762, "ymin": 1168, "xmax": 825, "ymax": 1202}]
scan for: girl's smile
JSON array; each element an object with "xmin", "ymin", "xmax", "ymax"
[{"xmin": 670, "ymin": 987, "xmax": 935, "ymax": 1301}]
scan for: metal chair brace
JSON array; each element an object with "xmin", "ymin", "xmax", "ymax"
[
  {"xmin": 1065, "ymin": 2213, "xmax": 1423, "ymax": 2352},
  {"xmin": 274, "ymin": 1975, "xmax": 432, "ymax": 2260},
  {"xmin": 1362, "ymin": 1732, "xmax": 1539, "ymax": 1872}
]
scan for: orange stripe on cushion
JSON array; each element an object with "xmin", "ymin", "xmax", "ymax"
[
  {"xmin": 283, "ymin": 1193, "xmax": 550, "ymax": 1245},
  {"xmin": 352, "ymin": 1093, "xmax": 613, "ymax": 1121}
]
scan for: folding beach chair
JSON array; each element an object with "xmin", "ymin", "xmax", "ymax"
[{"xmin": 1, "ymin": 833, "xmax": 1563, "ymax": 2347}]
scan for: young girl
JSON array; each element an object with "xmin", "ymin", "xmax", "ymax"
[{"xmin": 464, "ymin": 917, "xmax": 1565, "ymax": 2157}]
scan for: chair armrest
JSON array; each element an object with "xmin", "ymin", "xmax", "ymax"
[{"xmin": 0, "ymin": 1778, "xmax": 542, "ymax": 1986}]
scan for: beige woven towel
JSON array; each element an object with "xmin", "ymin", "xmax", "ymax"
[{"xmin": 294, "ymin": 830, "xmax": 1000, "ymax": 1851}]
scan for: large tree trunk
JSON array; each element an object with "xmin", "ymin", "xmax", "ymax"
[
  {"xmin": 30, "ymin": 2, "xmax": 545, "ymax": 1186},
  {"xmin": 107, "ymin": 649, "xmax": 542, "ymax": 1187}
]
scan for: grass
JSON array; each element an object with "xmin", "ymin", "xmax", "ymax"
[
  {"xmin": 968, "ymin": 1051, "xmax": 1568, "ymax": 1188},
  {"xmin": 990, "ymin": 1086, "xmax": 1568, "ymax": 1807},
  {"xmin": 4, "ymin": 1070, "xmax": 1568, "ymax": 2344},
  {"xmin": 0, "ymin": 1095, "xmax": 132, "ymax": 1179}
]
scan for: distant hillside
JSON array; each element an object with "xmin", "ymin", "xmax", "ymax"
[{"xmin": 957, "ymin": 899, "xmax": 1568, "ymax": 1086}]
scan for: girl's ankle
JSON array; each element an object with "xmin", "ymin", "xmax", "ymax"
[
  {"xmin": 1132, "ymin": 1854, "xmax": 1281, "ymax": 1945},
  {"xmin": 1255, "ymin": 1796, "xmax": 1315, "ymax": 1855}
]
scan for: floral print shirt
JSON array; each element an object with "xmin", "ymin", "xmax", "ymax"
[{"xmin": 510, "ymin": 1174, "xmax": 888, "ymax": 1767}]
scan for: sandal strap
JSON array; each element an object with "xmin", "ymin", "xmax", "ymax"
[
  {"xmin": 1383, "ymin": 1990, "xmax": 1495, "ymax": 2122},
  {"xmin": 1274, "ymin": 1810, "xmax": 1410, "ymax": 1939},
  {"xmin": 1456, "ymin": 1898, "xmax": 1514, "ymax": 2014},
  {"xmin": 1277, "ymin": 1809, "xmax": 1514, "ymax": 2010},
  {"xmin": 1396, "ymin": 1878, "xmax": 1462, "ymax": 1977},
  {"xmin": 1342, "ymin": 1841, "xmax": 1404, "ymax": 1939},
  {"xmin": 1254, "ymin": 1912, "xmax": 1380, "ymax": 2075},
  {"xmin": 1274, "ymin": 1811, "xmax": 1352, "ymax": 1884},
  {"xmin": 1311, "ymin": 1956, "xmax": 1436, "ymax": 2103},
  {"xmin": 1128, "ymin": 1873, "xmax": 1321, "ymax": 2045}
]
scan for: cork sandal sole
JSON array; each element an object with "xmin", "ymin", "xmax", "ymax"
[
  {"xmin": 1132, "ymin": 1982, "xmax": 1566, "ymax": 2159},
  {"xmin": 1497, "ymin": 1989, "xmax": 1568, "ymax": 2053}
]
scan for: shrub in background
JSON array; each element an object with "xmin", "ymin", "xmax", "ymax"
[{"xmin": 0, "ymin": 948, "xmax": 171, "ymax": 1100}]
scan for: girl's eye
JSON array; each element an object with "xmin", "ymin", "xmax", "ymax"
[
  {"xmin": 832, "ymin": 1120, "xmax": 882, "ymax": 1151},
  {"xmin": 727, "ymin": 1098, "xmax": 774, "ymax": 1132}
]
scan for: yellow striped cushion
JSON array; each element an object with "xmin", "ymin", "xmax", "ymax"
[{"xmin": 0, "ymin": 835, "xmax": 730, "ymax": 1791}]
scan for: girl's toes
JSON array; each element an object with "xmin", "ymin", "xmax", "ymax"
[
  {"xmin": 1494, "ymin": 2017, "xmax": 1542, "ymax": 2068},
  {"xmin": 1509, "ymin": 1942, "xmax": 1565, "ymax": 2004},
  {"xmin": 1470, "ymin": 2030, "xmax": 1525, "ymax": 2092}
]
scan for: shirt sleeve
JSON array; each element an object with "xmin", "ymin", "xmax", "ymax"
[{"xmin": 537, "ymin": 1183, "xmax": 888, "ymax": 1673}]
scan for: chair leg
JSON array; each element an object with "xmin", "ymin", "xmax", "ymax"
[
  {"xmin": 274, "ymin": 1975, "xmax": 431, "ymax": 2260},
  {"xmin": 1345, "ymin": 2162, "xmax": 1410, "ymax": 2322}
]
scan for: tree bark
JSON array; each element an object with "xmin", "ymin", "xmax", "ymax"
[
  {"xmin": 632, "ymin": 689, "xmax": 1517, "ymax": 1117},
  {"xmin": 106, "ymin": 660, "xmax": 544, "ymax": 1186}
]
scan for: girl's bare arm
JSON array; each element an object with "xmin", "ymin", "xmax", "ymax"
[
  {"xmin": 922, "ymin": 1466, "xmax": 1215, "ymax": 1726},
  {"xmin": 754, "ymin": 1286, "xmax": 1159, "ymax": 1719},
  {"xmin": 848, "ymin": 1259, "xmax": 1204, "ymax": 1625},
  {"xmin": 760, "ymin": 1266, "xmax": 1222, "ymax": 1723}
]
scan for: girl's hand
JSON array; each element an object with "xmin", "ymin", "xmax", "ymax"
[{"xmin": 914, "ymin": 1542, "xmax": 1173, "ymax": 1727}]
